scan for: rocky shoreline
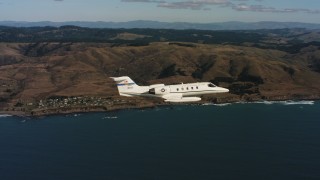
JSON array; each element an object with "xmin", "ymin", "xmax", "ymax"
[{"xmin": 1, "ymin": 94, "xmax": 319, "ymax": 117}]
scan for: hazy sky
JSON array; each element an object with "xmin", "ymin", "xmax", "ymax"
[{"xmin": 0, "ymin": 0, "xmax": 319, "ymax": 23}]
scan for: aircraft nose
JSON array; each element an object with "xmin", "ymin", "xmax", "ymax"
[{"xmin": 223, "ymin": 88, "xmax": 229, "ymax": 93}]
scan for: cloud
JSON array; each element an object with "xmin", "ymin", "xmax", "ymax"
[
  {"xmin": 121, "ymin": 0, "xmax": 320, "ymax": 14},
  {"xmin": 157, "ymin": 0, "xmax": 231, "ymax": 10},
  {"xmin": 232, "ymin": 4, "xmax": 276, "ymax": 12},
  {"xmin": 232, "ymin": 3, "xmax": 320, "ymax": 14},
  {"xmin": 121, "ymin": 0, "xmax": 165, "ymax": 3}
]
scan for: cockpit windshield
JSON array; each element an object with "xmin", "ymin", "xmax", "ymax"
[{"xmin": 208, "ymin": 83, "xmax": 216, "ymax": 87}]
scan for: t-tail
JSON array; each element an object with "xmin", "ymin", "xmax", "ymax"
[{"xmin": 110, "ymin": 76, "xmax": 139, "ymax": 96}]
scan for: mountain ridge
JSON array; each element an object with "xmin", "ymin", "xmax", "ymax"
[{"xmin": 1, "ymin": 20, "xmax": 320, "ymax": 30}]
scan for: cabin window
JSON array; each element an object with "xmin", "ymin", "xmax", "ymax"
[
  {"xmin": 186, "ymin": 87, "xmax": 189, "ymax": 90},
  {"xmin": 208, "ymin": 83, "xmax": 216, "ymax": 87},
  {"xmin": 196, "ymin": 86, "xmax": 198, "ymax": 89},
  {"xmin": 191, "ymin": 87, "xmax": 194, "ymax": 90},
  {"xmin": 177, "ymin": 88, "xmax": 179, "ymax": 91}
]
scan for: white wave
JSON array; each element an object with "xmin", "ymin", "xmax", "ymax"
[
  {"xmin": 279, "ymin": 100, "xmax": 314, "ymax": 105},
  {"xmin": 215, "ymin": 103, "xmax": 232, "ymax": 107},
  {"xmin": 202, "ymin": 103, "xmax": 232, "ymax": 106},
  {"xmin": 102, "ymin": 116, "xmax": 118, "ymax": 119},
  {"xmin": 255, "ymin": 101, "xmax": 275, "ymax": 105},
  {"xmin": 235, "ymin": 100, "xmax": 315, "ymax": 106},
  {"xmin": 0, "ymin": 114, "xmax": 12, "ymax": 118},
  {"xmin": 202, "ymin": 103, "xmax": 214, "ymax": 106},
  {"xmin": 203, "ymin": 100, "xmax": 315, "ymax": 107},
  {"xmin": 235, "ymin": 101, "xmax": 275, "ymax": 105}
]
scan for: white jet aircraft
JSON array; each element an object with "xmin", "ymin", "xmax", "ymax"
[{"xmin": 111, "ymin": 76, "xmax": 229, "ymax": 103}]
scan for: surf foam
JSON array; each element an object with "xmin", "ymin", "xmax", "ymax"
[
  {"xmin": 203, "ymin": 100, "xmax": 315, "ymax": 106},
  {"xmin": 0, "ymin": 114, "xmax": 12, "ymax": 118}
]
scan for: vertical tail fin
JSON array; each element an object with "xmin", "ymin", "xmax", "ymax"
[{"xmin": 110, "ymin": 76, "xmax": 139, "ymax": 96}]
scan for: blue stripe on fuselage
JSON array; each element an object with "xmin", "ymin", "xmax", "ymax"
[{"xmin": 117, "ymin": 83, "xmax": 136, "ymax": 86}]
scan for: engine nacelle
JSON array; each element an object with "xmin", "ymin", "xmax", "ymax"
[{"xmin": 149, "ymin": 86, "xmax": 171, "ymax": 95}]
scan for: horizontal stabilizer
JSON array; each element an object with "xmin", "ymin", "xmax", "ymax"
[{"xmin": 110, "ymin": 76, "xmax": 136, "ymax": 86}]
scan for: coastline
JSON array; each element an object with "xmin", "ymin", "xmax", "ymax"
[{"xmin": 1, "ymin": 97, "xmax": 318, "ymax": 118}]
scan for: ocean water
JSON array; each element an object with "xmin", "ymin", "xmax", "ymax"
[{"xmin": 0, "ymin": 101, "xmax": 320, "ymax": 180}]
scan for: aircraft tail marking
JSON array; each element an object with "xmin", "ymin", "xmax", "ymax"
[{"xmin": 110, "ymin": 76, "xmax": 139, "ymax": 96}]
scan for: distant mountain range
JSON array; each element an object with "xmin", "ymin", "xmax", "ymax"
[{"xmin": 1, "ymin": 20, "xmax": 320, "ymax": 30}]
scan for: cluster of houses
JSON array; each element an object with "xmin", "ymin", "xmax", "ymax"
[{"xmin": 37, "ymin": 96, "xmax": 128, "ymax": 109}]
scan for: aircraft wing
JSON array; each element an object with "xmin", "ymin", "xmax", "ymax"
[{"xmin": 162, "ymin": 93, "xmax": 201, "ymax": 103}]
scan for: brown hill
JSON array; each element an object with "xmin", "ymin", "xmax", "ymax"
[{"xmin": 1, "ymin": 42, "xmax": 320, "ymax": 115}]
